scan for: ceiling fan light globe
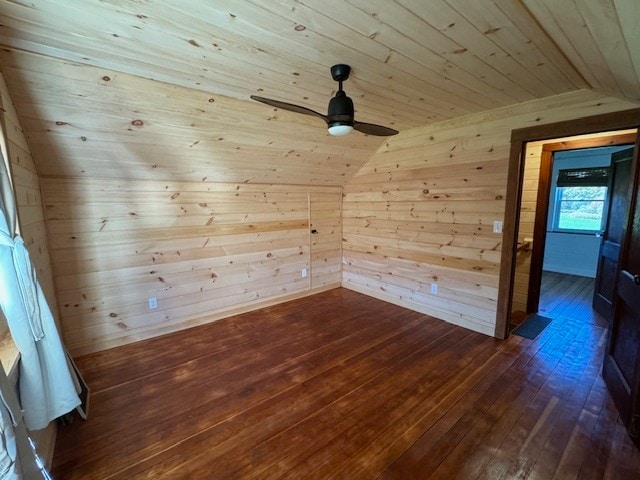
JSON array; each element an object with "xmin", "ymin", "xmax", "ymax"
[{"xmin": 328, "ymin": 124, "xmax": 354, "ymax": 136}]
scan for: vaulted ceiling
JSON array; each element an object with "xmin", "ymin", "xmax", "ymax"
[{"xmin": 0, "ymin": 0, "xmax": 638, "ymax": 185}]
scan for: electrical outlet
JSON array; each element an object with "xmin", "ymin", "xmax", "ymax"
[
  {"xmin": 431, "ymin": 283, "xmax": 438, "ymax": 295},
  {"xmin": 301, "ymin": 268, "xmax": 308, "ymax": 278},
  {"xmin": 493, "ymin": 220, "xmax": 503, "ymax": 233},
  {"xmin": 148, "ymin": 297, "xmax": 158, "ymax": 309}
]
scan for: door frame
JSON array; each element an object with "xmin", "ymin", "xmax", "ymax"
[
  {"xmin": 495, "ymin": 108, "xmax": 640, "ymax": 339},
  {"xmin": 526, "ymin": 133, "xmax": 637, "ymax": 314}
]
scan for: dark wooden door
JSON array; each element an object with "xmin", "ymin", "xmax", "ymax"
[
  {"xmin": 593, "ymin": 148, "xmax": 634, "ymax": 320},
  {"xmin": 603, "ymin": 140, "xmax": 640, "ymax": 446}
]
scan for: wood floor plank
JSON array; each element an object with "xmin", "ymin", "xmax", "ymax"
[
  {"xmin": 300, "ymin": 332, "xmax": 500, "ymax": 479},
  {"xmin": 52, "ymin": 287, "xmax": 640, "ymax": 479},
  {"xmin": 453, "ymin": 323, "xmax": 589, "ymax": 479},
  {"xmin": 59, "ymin": 308, "xmax": 431, "ymax": 477},
  {"xmin": 116, "ymin": 315, "xmax": 460, "ymax": 479},
  {"xmin": 524, "ymin": 325, "xmax": 607, "ymax": 479}
]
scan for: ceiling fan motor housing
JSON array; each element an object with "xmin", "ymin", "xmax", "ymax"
[{"xmin": 328, "ymin": 91, "xmax": 354, "ymax": 126}]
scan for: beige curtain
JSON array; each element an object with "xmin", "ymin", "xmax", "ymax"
[{"xmin": 0, "ymin": 86, "xmax": 78, "ymax": 478}]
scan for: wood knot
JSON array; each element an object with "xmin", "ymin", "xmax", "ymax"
[
  {"xmin": 102, "ymin": 76, "xmax": 110, "ymax": 81},
  {"xmin": 109, "ymin": 312, "xmax": 118, "ymax": 318},
  {"xmin": 131, "ymin": 119, "xmax": 144, "ymax": 126},
  {"xmin": 294, "ymin": 24, "xmax": 306, "ymax": 31}
]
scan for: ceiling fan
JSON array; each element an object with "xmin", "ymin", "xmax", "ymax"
[{"xmin": 250, "ymin": 64, "xmax": 399, "ymax": 137}]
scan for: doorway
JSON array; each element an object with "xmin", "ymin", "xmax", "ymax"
[
  {"xmin": 496, "ymin": 109, "xmax": 640, "ymax": 338},
  {"xmin": 497, "ymin": 108, "xmax": 640, "ymax": 446},
  {"xmin": 510, "ymin": 136, "xmax": 636, "ymax": 327}
]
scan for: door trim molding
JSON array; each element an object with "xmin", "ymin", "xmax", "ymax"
[{"xmin": 495, "ymin": 108, "xmax": 640, "ymax": 339}]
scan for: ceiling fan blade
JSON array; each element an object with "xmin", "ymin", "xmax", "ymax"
[
  {"xmin": 353, "ymin": 121, "xmax": 399, "ymax": 136},
  {"xmin": 250, "ymin": 95, "xmax": 328, "ymax": 122}
]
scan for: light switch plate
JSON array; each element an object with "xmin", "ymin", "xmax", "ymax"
[{"xmin": 493, "ymin": 220, "xmax": 503, "ymax": 233}]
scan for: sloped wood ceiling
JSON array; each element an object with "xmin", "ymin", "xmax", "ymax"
[
  {"xmin": 1, "ymin": 1, "xmax": 638, "ymax": 354},
  {"xmin": 0, "ymin": 0, "xmax": 637, "ymax": 184}
]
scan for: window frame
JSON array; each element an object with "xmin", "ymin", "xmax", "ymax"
[
  {"xmin": 551, "ymin": 184, "xmax": 609, "ymax": 234},
  {"xmin": 550, "ymin": 166, "xmax": 611, "ymax": 235}
]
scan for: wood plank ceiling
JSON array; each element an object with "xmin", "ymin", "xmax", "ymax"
[{"xmin": 0, "ymin": 0, "xmax": 638, "ymax": 185}]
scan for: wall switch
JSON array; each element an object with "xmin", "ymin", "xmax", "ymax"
[
  {"xmin": 493, "ymin": 220, "xmax": 503, "ymax": 233},
  {"xmin": 301, "ymin": 268, "xmax": 308, "ymax": 278},
  {"xmin": 148, "ymin": 297, "xmax": 158, "ymax": 309},
  {"xmin": 431, "ymin": 283, "xmax": 438, "ymax": 295}
]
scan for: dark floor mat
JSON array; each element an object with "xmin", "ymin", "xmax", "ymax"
[{"xmin": 511, "ymin": 313, "xmax": 552, "ymax": 339}]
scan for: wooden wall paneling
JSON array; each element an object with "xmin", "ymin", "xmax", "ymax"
[
  {"xmin": 343, "ymin": 90, "xmax": 640, "ymax": 338},
  {"xmin": 274, "ymin": 0, "xmax": 532, "ymax": 107},
  {"xmin": 613, "ymin": 0, "xmax": 640, "ymax": 88},
  {"xmin": 309, "ymin": 189, "xmax": 342, "ymax": 289},
  {"xmin": 0, "ymin": 49, "xmax": 384, "ymax": 186},
  {"xmin": 573, "ymin": 0, "xmax": 640, "ymax": 99},
  {"xmin": 511, "ymin": 143, "xmax": 540, "ymax": 313},
  {"xmin": 0, "ymin": 0, "xmax": 457, "ymax": 123},
  {"xmin": 2, "ymin": 0, "xmax": 637, "ymax": 136},
  {"xmin": 41, "ymin": 178, "xmax": 342, "ymax": 355},
  {"xmin": 526, "ymin": 149, "xmax": 554, "ymax": 313},
  {"xmin": 522, "ymin": 0, "xmax": 640, "ymax": 101},
  {"xmin": 395, "ymin": 0, "xmax": 585, "ymax": 97},
  {"xmin": 441, "ymin": 0, "xmax": 583, "ymax": 92}
]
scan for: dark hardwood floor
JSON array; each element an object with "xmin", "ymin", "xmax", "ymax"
[
  {"xmin": 538, "ymin": 271, "xmax": 601, "ymax": 324},
  {"xmin": 53, "ymin": 287, "xmax": 640, "ymax": 479}
]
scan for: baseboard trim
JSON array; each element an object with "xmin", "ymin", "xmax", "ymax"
[{"xmin": 71, "ymin": 282, "xmax": 342, "ymax": 356}]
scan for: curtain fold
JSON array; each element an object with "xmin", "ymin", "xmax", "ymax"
[
  {"xmin": 0, "ymin": 223, "xmax": 81, "ymax": 430},
  {"xmin": 0, "ymin": 88, "xmax": 80, "ymax": 477}
]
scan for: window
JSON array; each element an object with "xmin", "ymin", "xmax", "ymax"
[{"xmin": 553, "ymin": 167, "xmax": 609, "ymax": 233}]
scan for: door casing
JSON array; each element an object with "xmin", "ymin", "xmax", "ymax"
[{"xmin": 496, "ymin": 108, "xmax": 640, "ymax": 339}]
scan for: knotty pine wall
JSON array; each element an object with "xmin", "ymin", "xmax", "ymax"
[
  {"xmin": 0, "ymin": 49, "xmax": 353, "ymax": 356},
  {"xmin": 343, "ymin": 90, "xmax": 639, "ymax": 337},
  {"xmin": 43, "ymin": 179, "xmax": 341, "ymax": 355},
  {"xmin": 511, "ymin": 143, "xmax": 539, "ymax": 313}
]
